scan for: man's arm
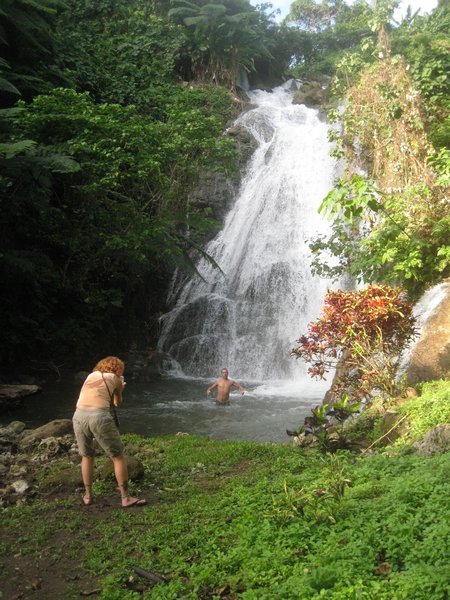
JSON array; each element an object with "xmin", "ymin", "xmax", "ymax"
[
  {"xmin": 232, "ymin": 381, "xmax": 245, "ymax": 395},
  {"xmin": 207, "ymin": 381, "xmax": 218, "ymax": 396}
]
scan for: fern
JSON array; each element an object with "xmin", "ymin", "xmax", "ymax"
[
  {"xmin": 0, "ymin": 140, "xmax": 37, "ymax": 159},
  {"xmin": 43, "ymin": 154, "xmax": 81, "ymax": 173}
]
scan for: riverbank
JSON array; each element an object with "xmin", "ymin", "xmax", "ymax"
[{"xmin": 1, "ymin": 381, "xmax": 449, "ymax": 599}]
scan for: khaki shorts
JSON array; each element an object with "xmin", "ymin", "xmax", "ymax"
[{"xmin": 73, "ymin": 409, "xmax": 123, "ymax": 457}]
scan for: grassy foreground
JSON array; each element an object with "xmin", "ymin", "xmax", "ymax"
[{"xmin": 1, "ymin": 383, "xmax": 449, "ymax": 599}]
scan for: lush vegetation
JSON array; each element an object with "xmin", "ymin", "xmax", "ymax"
[
  {"xmin": 0, "ymin": 0, "xmax": 241, "ymax": 373},
  {"xmin": 0, "ymin": 0, "xmax": 311, "ymax": 375},
  {"xmin": 395, "ymin": 380, "xmax": 450, "ymax": 446},
  {"xmin": 1, "ymin": 387, "xmax": 449, "ymax": 599},
  {"xmin": 309, "ymin": 0, "xmax": 450, "ymax": 298}
]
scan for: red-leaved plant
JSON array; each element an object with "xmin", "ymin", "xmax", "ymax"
[{"xmin": 291, "ymin": 284, "xmax": 416, "ymax": 405}]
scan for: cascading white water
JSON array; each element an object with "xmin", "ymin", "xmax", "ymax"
[{"xmin": 158, "ymin": 81, "xmax": 339, "ymax": 381}]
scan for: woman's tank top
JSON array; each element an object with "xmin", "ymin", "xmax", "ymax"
[{"xmin": 76, "ymin": 371, "xmax": 116, "ymax": 410}]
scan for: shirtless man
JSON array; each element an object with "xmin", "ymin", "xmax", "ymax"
[{"xmin": 207, "ymin": 368, "xmax": 245, "ymax": 404}]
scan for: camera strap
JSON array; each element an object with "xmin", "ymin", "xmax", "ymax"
[{"xmin": 101, "ymin": 372, "xmax": 120, "ymax": 429}]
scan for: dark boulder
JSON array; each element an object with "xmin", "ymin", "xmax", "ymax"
[
  {"xmin": 21, "ymin": 419, "xmax": 73, "ymax": 448},
  {"xmin": 101, "ymin": 455, "xmax": 145, "ymax": 481},
  {"xmin": 0, "ymin": 384, "xmax": 41, "ymax": 412}
]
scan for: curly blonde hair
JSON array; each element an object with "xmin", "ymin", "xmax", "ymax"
[{"xmin": 93, "ymin": 356, "xmax": 124, "ymax": 376}]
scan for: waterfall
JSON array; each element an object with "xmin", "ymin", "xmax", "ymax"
[{"xmin": 158, "ymin": 81, "xmax": 339, "ymax": 381}]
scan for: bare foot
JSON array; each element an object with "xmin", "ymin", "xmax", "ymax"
[{"xmin": 82, "ymin": 495, "xmax": 93, "ymax": 506}]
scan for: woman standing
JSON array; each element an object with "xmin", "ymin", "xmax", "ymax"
[{"xmin": 73, "ymin": 356, "xmax": 146, "ymax": 508}]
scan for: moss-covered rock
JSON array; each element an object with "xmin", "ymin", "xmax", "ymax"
[
  {"xmin": 100, "ymin": 455, "xmax": 145, "ymax": 481},
  {"xmin": 292, "ymin": 80, "xmax": 329, "ymax": 108}
]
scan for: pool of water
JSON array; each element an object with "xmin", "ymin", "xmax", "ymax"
[{"xmin": 1, "ymin": 376, "xmax": 329, "ymax": 444}]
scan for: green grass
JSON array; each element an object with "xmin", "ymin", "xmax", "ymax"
[{"xmin": 2, "ymin": 432, "xmax": 448, "ymax": 599}]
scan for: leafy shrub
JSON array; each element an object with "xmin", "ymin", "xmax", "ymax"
[
  {"xmin": 291, "ymin": 284, "xmax": 416, "ymax": 405},
  {"xmin": 396, "ymin": 380, "xmax": 450, "ymax": 444}
]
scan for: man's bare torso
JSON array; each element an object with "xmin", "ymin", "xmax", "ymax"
[
  {"xmin": 207, "ymin": 369, "xmax": 244, "ymax": 404},
  {"xmin": 215, "ymin": 378, "xmax": 236, "ymax": 403}
]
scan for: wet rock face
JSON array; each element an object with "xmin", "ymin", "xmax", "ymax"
[
  {"xmin": 406, "ymin": 280, "xmax": 450, "ymax": 384},
  {"xmin": 124, "ymin": 351, "xmax": 162, "ymax": 383},
  {"xmin": 189, "ymin": 171, "xmax": 237, "ymax": 224},
  {"xmin": 379, "ymin": 410, "xmax": 408, "ymax": 444},
  {"xmin": 292, "ymin": 81, "xmax": 328, "ymax": 109},
  {"xmin": 188, "ymin": 124, "xmax": 258, "ymax": 228}
]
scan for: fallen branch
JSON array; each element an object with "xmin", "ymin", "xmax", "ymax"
[
  {"xmin": 361, "ymin": 414, "xmax": 408, "ymax": 454},
  {"xmin": 133, "ymin": 567, "xmax": 167, "ymax": 584}
]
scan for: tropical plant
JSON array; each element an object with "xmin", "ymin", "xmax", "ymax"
[
  {"xmin": 0, "ymin": 0, "xmax": 65, "ymax": 104},
  {"xmin": 326, "ymin": 394, "xmax": 362, "ymax": 423},
  {"xmin": 291, "ymin": 285, "xmax": 416, "ymax": 405},
  {"xmin": 54, "ymin": 0, "xmax": 187, "ymax": 111},
  {"xmin": 267, "ymin": 453, "xmax": 351, "ymax": 524},
  {"xmin": 309, "ymin": 175, "xmax": 450, "ymax": 297},
  {"xmin": 168, "ymin": 0, "xmax": 275, "ymax": 87}
]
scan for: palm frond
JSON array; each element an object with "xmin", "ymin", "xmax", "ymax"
[
  {"xmin": 16, "ymin": 0, "xmax": 59, "ymax": 15},
  {"xmin": 168, "ymin": 6, "xmax": 198, "ymax": 18},
  {"xmin": 0, "ymin": 77, "xmax": 21, "ymax": 95}
]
